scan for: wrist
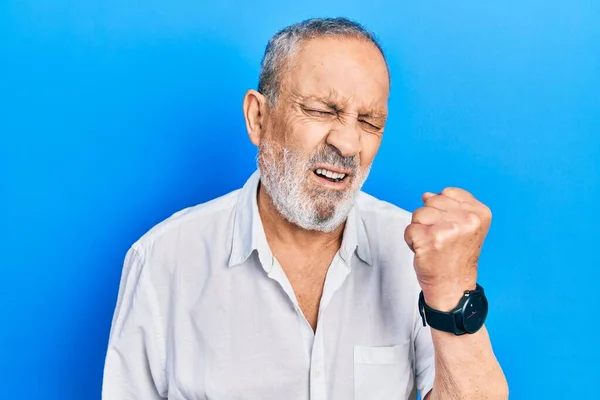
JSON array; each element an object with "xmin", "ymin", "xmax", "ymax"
[
  {"xmin": 419, "ymin": 283, "xmax": 488, "ymax": 335},
  {"xmin": 421, "ymin": 282, "xmax": 477, "ymax": 312}
]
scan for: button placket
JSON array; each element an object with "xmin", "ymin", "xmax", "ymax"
[{"xmin": 310, "ymin": 328, "xmax": 327, "ymax": 400}]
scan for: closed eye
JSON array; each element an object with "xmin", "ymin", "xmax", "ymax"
[
  {"xmin": 359, "ymin": 120, "xmax": 382, "ymax": 130},
  {"xmin": 305, "ymin": 108, "xmax": 334, "ymax": 117}
]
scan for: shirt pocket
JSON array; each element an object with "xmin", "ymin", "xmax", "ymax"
[{"xmin": 353, "ymin": 342, "xmax": 413, "ymax": 400}]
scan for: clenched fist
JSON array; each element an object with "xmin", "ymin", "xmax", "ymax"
[{"xmin": 404, "ymin": 187, "xmax": 492, "ymax": 311}]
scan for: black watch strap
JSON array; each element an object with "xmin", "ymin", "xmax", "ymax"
[
  {"xmin": 418, "ymin": 284, "xmax": 486, "ymax": 335},
  {"xmin": 418, "ymin": 291, "xmax": 462, "ymax": 334}
]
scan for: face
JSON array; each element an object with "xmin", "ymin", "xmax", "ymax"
[{"xmin": 256, "ymin": 36, "xmax": 390, "ymax": 232}]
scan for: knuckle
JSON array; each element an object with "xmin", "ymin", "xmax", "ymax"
[
  {"xmin": 424, "ymin": 195, "xmax": 438, "ymax": 206},
  {"xmin": 404, "ymin": 224, "xmax": 417, "ymax": 242},
  {"xmin": 432, "ymin": 236, "xmax": 445, "ymax": 250},
  {"xmin": 466, "ymin": 212, "xmax": 482, "ymax": 228},
  {"xmin": 482, "ymin": 205, "xmax": 493, "ymax": 220},
  {"xmin": 449, "ymin": 221, "xmax": 461, "ymax": 233},
  {"xmin": 431, "ymin": 230, "xmax": 447, "ymax": 249},
  {"xmin": 411, "ymin": 208, "xmax": 424, "ymax": 222},
  {"xmin": 441, "ymin": 187, "xmax": 457, "ymax": 196}
]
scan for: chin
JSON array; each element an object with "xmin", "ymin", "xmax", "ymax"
[
  {"xmin": 314, "ymin": 198, "xmax": 338, "ymax": 213},
  {"xmin": 314, "ymin": 212, "xmax": 336, "ymax": 225}
]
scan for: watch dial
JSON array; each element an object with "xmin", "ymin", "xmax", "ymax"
[{"xmin": 463, "ymin": 294, "xmax": 488, "ymax": 333}]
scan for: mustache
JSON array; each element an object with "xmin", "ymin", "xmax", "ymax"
[{"xmin": 307, "ymin": 146, "xmax": 359, "ymax": 171}]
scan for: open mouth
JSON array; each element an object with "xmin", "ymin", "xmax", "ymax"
[{"xmin": 313, "ymin": 168, "xmax": 348, "ymax": 183}]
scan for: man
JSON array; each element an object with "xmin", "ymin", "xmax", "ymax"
[{"xmin": 102, "ymin": 18, "xmax": 508, "ymax": 400}]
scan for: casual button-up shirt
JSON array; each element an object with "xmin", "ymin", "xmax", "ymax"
[{"xmin": 102, "ymin": 170, "xmax": 435, "ymax": 400}]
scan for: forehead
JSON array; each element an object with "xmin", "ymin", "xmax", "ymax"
[{"xmin": 282, "ymin": 36, "xmax": 390, "ymax": 112}]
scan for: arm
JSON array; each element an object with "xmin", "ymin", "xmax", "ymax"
[
  {"xmin": 102, "ymin": 247, "xmax": 167, "ymax": 399},
  {"xmin": 405, "ymin": 188, "xmax": 508, "ymax": 400},
  {"xmin": 424, "ymin": 326, "xmax": 507, "ymax": 400}
]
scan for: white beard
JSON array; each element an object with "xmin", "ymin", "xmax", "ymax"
[{"xmin": 257, "ymin": 141, "xmax": 370, "ymax": 233}]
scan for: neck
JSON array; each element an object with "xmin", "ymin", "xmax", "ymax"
[{"xmin": 256, "ymin": 182, "xmax": 345, "ymax": 254}]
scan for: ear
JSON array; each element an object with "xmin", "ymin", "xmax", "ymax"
[{"xmin": 243, "ymin": 90, "xmax": 268, "ymax": 146}]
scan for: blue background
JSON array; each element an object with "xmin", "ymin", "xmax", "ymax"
[{"xmin": 1, "ymin": 1, "xmax": 599, "ymax": 399}]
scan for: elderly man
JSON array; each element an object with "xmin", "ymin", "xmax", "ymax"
[{"xmin": 102, "ymin": 18, "xmax": 508, "ymax": 400}]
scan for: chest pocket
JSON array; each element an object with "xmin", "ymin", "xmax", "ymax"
[{"xmin": 353, "ymin": 342, "xmax": 414, "ymax": 400}]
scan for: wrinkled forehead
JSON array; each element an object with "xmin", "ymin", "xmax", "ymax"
[{"xmin": 281, "ymin": 37, "xmax": 390, "ymax": 114}]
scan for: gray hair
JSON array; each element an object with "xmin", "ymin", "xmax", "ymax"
[{"xmin": 257, "ymin": 17, "xmax": 389, "ymax": 107}]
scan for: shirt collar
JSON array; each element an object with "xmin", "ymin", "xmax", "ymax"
[
  {"xmin": 340, "ymin": 205, "xmax": 373, "ymax": 266},
  {"xmin": 228, "ymin": 170, "xmax": 373, "ymax": 269}
]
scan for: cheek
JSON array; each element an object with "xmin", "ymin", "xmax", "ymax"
[
  {"xmin": 287, "ymin": 117, "xmax": 331, "ymax": 148},
  {"xmin": 360, "ymin": 134, "xmax": 382, "ymax": 167}
]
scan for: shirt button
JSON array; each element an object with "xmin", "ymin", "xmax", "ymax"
[{"xmin": 313, "ymin": 370, "xmax": 321, "ymax": 378}]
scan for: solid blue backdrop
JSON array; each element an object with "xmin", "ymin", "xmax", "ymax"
[{"xmin": 1, "ymin": 1, "xmax": 599, "ymax": 399}]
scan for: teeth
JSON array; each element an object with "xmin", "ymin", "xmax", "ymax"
[{"xmin": 315, "ymin": 168, "xmax": 346, "ymax": 180}]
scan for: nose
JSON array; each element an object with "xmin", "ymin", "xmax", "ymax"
[{"xmin": 325, "ymin": 122, "xmax": 362, "ymax": 159}]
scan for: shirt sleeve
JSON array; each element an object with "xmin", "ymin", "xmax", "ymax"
[
  {"xmin": 102, "ymin": 247, "xmax": 167, "ymax": 399},
  {"xmin": 413, "ymin": 308, "xmax": 435, "ymax": 398}
]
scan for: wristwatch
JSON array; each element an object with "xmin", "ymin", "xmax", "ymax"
[{"xmin": 418, "ymin": 284, "xmax": 488, "ymax": 335}]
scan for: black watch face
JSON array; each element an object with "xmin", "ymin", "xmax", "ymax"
[{"xmin": 462, "ymin": 293, "xmax": 488, "ymax": 333}]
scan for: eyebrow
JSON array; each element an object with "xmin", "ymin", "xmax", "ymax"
[
  {"xmin": 299, "ymin": 91, "xmax": 387, "ymax": 119},
  {"xmin": 300, "ymin": 91, "xmax": 341, "ymax": 110}
]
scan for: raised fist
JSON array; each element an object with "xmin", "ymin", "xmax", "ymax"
[{"xmin": 404, "ymin": 187, "xmax": 492, "ymax": 311}]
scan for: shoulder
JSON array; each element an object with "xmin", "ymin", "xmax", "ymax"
[
  {"xmin": 355, "ymin": 191, "xmax": 416, "ymax": 273},
  {"xmin": 355, "ymin": 191, "xmax": 413, "ymax": 229},
  {"xmin": 130, "ymin": 188, "xmax": 241, "ymax": 257},
  {"xmin": 354, "ymin": 191, "xmax": 422, "ymax": 320}
]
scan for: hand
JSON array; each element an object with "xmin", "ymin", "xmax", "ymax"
[{"xmin": 404, "ymin": 187, "xmax": 492, "ymax": 311}]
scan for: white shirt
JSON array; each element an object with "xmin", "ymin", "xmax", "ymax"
[{"xmin": 102, "ymin": 170, "xmax": 435, "ymax": 400}]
